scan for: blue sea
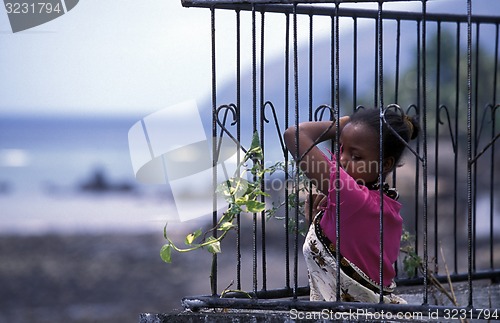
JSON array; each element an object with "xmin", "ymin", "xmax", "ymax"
[
  {"xmin": 0, "ymin": 116, "xmax": 204, "ymax": 234},
  {"xmin": 0, "ymin": 116, "xmax": 135, "ymax": 191}
]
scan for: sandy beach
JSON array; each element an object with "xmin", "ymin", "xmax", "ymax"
[
  {"xmin": 0, "ymin": 220, "xmax": 309, "ymax": 323},
  {"xmin": 0, "ymin": 232, "xmax": 215, "ymax": 323}
]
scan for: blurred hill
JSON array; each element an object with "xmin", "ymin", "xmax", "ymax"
[{"xmin": 202, "ymin": 0, "xmax": 500, "ymax": 138}]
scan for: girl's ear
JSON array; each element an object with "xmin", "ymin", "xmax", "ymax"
[{"xmin": 383, "ymin": 157, "xmax": 395, "ymax": 174}]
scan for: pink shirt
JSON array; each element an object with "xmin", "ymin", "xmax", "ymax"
[{"xmin": 319, "ymin": 155, "xmax": 403, "ymax": 287}]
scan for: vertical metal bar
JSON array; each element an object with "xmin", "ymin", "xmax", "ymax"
[
  {"xmin": 252, "ymin": 5, "xmax": 258, "ymax": 134},
  {"xmin": 394, "ymin": 19, "xmax": 401, "ymax": 106},
  {"xmin": 466, "ymin": 0, "xmax": 474, "ymax": 308},
  {"xmin": 292, "ymin": 2, "xmax": 300, "ymax": 299},
  {"xmin": 421, "ymin": 0, "xmax": 430, "ymax": 306},
  {"xmin": 309, "ymin": 14, "xmax": 314, "ymax": 120},
  {"xmin": 434, "ymin": 21, "xmax": 441, "ymax": 274},
  {"xmin": 490, "ymin": 106, "xmax": 497, "ymax": 270},
  {"xmin": 414, "ymin": 19, "xmax": 421, "ymax": 280},
  {"xmin": 333, "ymin": 2, "xmax": 341, "ymax": 302},
  {"xmin": 374, "ymin": 15, "xmax": 379, "ymax": 108},
  {"xmin": 352, "ymin": 17, "xmax": 358, "ymax": 111},
  {"xmin": 494, "ymin": 24, "xmax": 499, "ymax": 105},
  {"xmin": 453, "ymin": 22, "xmax": 461, "ymax": 274},
  {"xmin": 392, "ymin": 18, "xmax": 401, "ymax": 277},
  {"xmin": 390, "ymin": 17, "xmax": 401, "ymax": 202},
  {"xmin": 284, "ymin": 12, "xmax": 291, "ymax": 291},
  {"xmin": 376, "ymin": 1, "xmax": 385, "ymax": 303},
  {"xmin": 472, "ymin": 22, "xmax": 480, "ymax": 272},
  {"xmin": 490, "ymin": 24, "xmax": 499, "ymax": 270},
  {"xmin": 331, "ymin": 10, "xmax": 335, "ymax": 109},
  {"xmin": 235, "ymin": 9, "xmax": 242, "ymax": 291},
  {"xmin": 251, "ymin": 3, "xmax": 258, "ymax": 295},
  {"xmin": 210, "ymin": 6, "xmax": 218, "ymax": 297},
  {"xmin": 307, "ymin": 13, "xmax": 314, "ymax": 230},
  {"xmin": 259, "ymin": 10, "xmax": 267, "ymax": 292}
]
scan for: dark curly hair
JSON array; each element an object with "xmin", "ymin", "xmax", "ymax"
[{"xmin": 348, "ymin": 106, "xmax": 420, "ymax": 169}]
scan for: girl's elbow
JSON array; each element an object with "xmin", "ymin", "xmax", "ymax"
[{"xmin": 284, "ymin": 126, "xmax": 297, "ymax": 150}]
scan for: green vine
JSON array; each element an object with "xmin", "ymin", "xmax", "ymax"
[{"xmin": 161, "ymin": 132, "xmax": 287, "ymax": 263}]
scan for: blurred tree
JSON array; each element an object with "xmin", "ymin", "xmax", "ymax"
[{"xmin": 381, "ymin": 28, "xmax": 499, "ymax": 139}]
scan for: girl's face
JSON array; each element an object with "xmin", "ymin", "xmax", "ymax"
[{"xmin": 339, "ymin": 122, "xmax": 381, "ymax": 185}]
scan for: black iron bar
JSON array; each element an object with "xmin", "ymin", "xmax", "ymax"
[
  {"xmin": 491, "ymin": 25, "xmax": 499, "ymax": 270},
  {"xmin": 210, "ymin": 6, "xmax": 219, "ymax": 297},
  {"xmin": 292, "ymin": 3, "xmax": 300, "ymax": 299},
  {"xmin": 259, "ymin": 10, "xmax": 268, "ymax": 292},
  {"xmin": 182, "ymin": 1, "xmax": 500, "ymax": 25},
  {"xmin": 235, "ymin": 9, "xmax": 242, "ymax": 291},
  {"xmin": 183, "ymin": 0, "xmax": 440, "ymax": 4},
  {"xmin": 490, "ymin": 105, "xmax": 498, "ymax": 271},
  {"xmin": 307, "ymin": 11, "xmax": 314, "ymax": 259},
  {"xmin": 433, "ymin": 21, "xmax": 441, "ymax": 275},
  {"xmin": 376, "ymin": 0, "xmax": 385, "ymax": 303},
  {"xmin": 453, "ymin": 21, "xmax": 460, "ymax": 275},
  {"xmin": 466, "ymin": 0, "xmax": 473, "ymax": 308},
  {"xmin": 308, "ymin": 14, "xmax": 313, "ymax": 120},
  {"xmin": 392, "ymin": 18, "xmax": 401, "ymax": 278},
  {"xmin": 352, "ymin": 17, "xmax": 357, "ymax": 111},
  {"xmin": 489, "ymin": 106, "xmax": 498, "ymax": 271},
  {"xmin": 472, "ymin": 22, "xmax": 480, "ymax": 273},
  {"xmin": 414, "ymin": 19, "xmax": 421, "ymax": 281},
  {"xmin": 374, "ymin": 15, "xmax": 379, "ymax": 109},
  {"xmin": 394, "ymin": 19, "xmax": 401, "ymax": 105},
  {"xmin": 284, "ymin": 12, "xmax": 291, "ymax": 291},
  {"xmin": 251, "ymin": 4, "xmax": 259, "ymax": 295},
  {"xmin": 333, "ymin": 2, "xmax": 341, "ymax": 302},
  {"xmin": 421, "ymin": 0, "xmax": 430, "ymax": 306}
]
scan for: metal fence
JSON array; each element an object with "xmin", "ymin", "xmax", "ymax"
[{"xmin": 180, "ymin": 0, "xmax": 499, "ymax": 319}]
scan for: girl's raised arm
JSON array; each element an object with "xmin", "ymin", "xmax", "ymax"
[{"xmin": 284, "ymin": 116, "xmax": 350, "ymax": 194}]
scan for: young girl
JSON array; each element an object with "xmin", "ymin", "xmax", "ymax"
[{"xmin": 284, "ymin": 107, "xmax": 419, "ymax": 303}]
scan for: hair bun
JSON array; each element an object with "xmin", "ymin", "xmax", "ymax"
[{"xmin": 404, "ymin": 115, "xmax": 419, "ymax": 140}]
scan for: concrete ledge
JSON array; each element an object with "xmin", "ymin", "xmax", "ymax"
[
  {"xmin": 139, "ymin": 309, "xmax": 432, "ymax": 323},
  {"xmin": 139, "ymin": 280, "xmax": 499, "ymax": 322},
  {"xmin": 139, "ymin": 311, "xmax": 294, "ymax": 323}
]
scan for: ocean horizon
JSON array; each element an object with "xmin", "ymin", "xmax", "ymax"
[{"xmin": 0, "ymin": 115, "xmax": 214, "ymax": 234}]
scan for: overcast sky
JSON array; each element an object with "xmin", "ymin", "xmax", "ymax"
[
  {"xmin": 0, "ymin": 1, "xmax": 217, "ymax": 117},
  {"xmin": 0, "ymin": 0, "xmax": 325, "ymax": 118},
  {"xmin": 0, "ymin": 0, "xmax": 486, "ymax": 118}
]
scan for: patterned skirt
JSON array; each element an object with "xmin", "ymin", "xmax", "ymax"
[{"xmin": 303, "ymin": 212, "xmax": 407, "ymax": 304}]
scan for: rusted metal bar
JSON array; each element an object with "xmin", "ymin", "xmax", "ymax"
[{"xmin": 182, "ymin": 1, "xmax": 500, "ymax": 24}]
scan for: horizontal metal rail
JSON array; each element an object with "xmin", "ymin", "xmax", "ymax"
[
  {"xmin": 182, "ymin": 0, "xmax": 427, "ymax": 4},
  {"xmin": 182, "ymin": 1, "xmax": 500, "ymax": 24}
]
